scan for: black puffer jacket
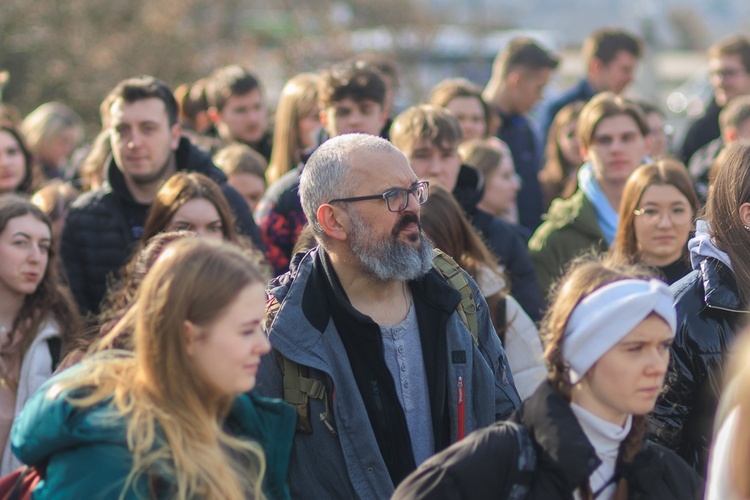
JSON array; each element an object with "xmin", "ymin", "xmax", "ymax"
[
  {"xmin": 61, "ymin": 137, "xmax": 263, "ymax": 315},
  {"xmin": 394, "ymin": 381, "xmax": 703, "ymax": 500},
  {"xmin": 649, "ymin": 256, "xmax": 747, "ymax": 476}
]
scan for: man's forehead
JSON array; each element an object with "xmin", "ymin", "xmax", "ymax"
[
  {"xmin": 411, "ymin": 137, "xmax": 457, "ymax": 153},
  {"xmin": 329, "ymin": 97, "xmax": 380, "ymax": 109},
  {"xmin": 592, "ymin": 114, "xmax": 641, "ymax": 137},
  {"xmin": 109, "ymin": 97, "xmax": 168, "ymax": 123}
]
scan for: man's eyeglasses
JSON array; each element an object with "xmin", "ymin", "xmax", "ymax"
[{"xmin": 329, "ymin": 181, "xmax": 429, "ymax": 213}]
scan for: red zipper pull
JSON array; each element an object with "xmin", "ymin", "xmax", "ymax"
[{"xmin": 457, "ymin": 376, "xmax": 465, "ymax": 441}]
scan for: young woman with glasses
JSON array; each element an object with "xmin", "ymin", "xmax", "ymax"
[{"xmin": 611, "ymin": 159, "xmax": 698, "ymax": 285}]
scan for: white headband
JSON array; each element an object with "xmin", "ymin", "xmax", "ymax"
[{"xmin": 562, "ymin": 279, "xmax": 676, "ymax": 384}]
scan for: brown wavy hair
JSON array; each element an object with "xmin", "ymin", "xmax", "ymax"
[
  {"xmin": 0, "ymin": 125, "xmax": 39, "ymax": 195},
  {"xmin": 0, "ymin": 194, "xmax": 80, "ymax": 380},
  {"xmin": 541, "ymin": 256, "xmax": 657, "ymax": 500},
  {"xmin": 704, "ymin": 142, "xmax": 750, "ymax": 306},
  {"xmin": 611, "ymin": 159, "xmax": 698, "ymax": 265}
]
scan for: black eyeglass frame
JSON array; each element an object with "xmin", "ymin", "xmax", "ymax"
[{"xmin": 328, "ymin": 181, "xmax": 430, "ymax": 213}]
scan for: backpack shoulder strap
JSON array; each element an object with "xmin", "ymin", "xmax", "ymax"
[{"xmin": 431, "ymin": 248, "xmax": 479, "ymax": 345}]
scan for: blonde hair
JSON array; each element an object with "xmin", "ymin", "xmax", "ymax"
[
  {"xmin": 266, "ymin": 73, "xmax": 320, "ymax": 185},
  {"xmin": 56, "ymin": 239, "xmax": 268, "ymax": 499},
  {"xmin": 723, "ymin": 331, "xmax": 750, "ymax": 496}
]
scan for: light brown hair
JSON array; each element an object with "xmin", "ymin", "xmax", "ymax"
[
  {"xmin": 60, "ymin": 239, "xmax": 269, "ymax": 498},
  {"xmin": 576, "ymin": 92, "xmax": 648, "ymax": 150},
  {"xmin": 542, "ymin": 256, "xmax": 657, "ymax": 500},
  {"xmin": 429, "ymin": 78, "xmax": 492, "ymax": 138},
  {"xmin": 266, "ymin": 73, "xmax": 320, "ymax": 185},
  {"xmin": 390, "ymin": 104, "xmax": 462, "ymax": 157},
  {"xmin": 611, "ymin": 159, "xmax": 699, "ymax": 264},
  {"xmin": 541, "ymin": 101, "xmax": 585, "ymax": 204},
  {"xmin": 142, "ymin": 172, "xmax": 239, "ymax": 244},
  {"xmin": 0, "ymin": 194, "xmax": 81, "ymax": 382}
]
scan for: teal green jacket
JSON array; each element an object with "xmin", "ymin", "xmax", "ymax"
[
  {"xmin": 11, "ymin": 375, "xmax": 296, "ymax": 499},
  {"xmin": 528, "ymin": 190, "xmax": 608, "ymax": 295}
]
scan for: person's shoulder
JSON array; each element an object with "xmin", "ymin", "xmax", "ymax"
[
  {"xmin": 68, "ymin": 185, "xmax": 114, "ymax": 212},
  {"xmin": 12, "ymin": 372, "xmax": 125, "ymax": 466},
  {"xmin": 393, "ymin": 420, "xmax": 528, "ymax": 500},
  {"xmin": 639, "ymin": 440, "xmax": 703, "ymax": 494}
]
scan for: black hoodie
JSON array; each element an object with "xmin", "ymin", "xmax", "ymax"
[{"xmin": 61, "ymin": 137, "xmax": 262, "ymax": 315}]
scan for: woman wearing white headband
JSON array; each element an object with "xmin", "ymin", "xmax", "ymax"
[{"xmin": 393, "ymin": 258, "xmax": 702, "ymax": 500}]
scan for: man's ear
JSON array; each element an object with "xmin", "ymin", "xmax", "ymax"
[
  {"xmin": 183, "ymin": 320, "xmax": 200, "ymax": 357},
  {"xmin": 589, "ymin": 58, "xmax": 603, "ymax": 78},
  {"xmin": 724, "ymin": 127, "xmax": 738, "ymax": 144},
  {"xmin": 507, "ymin": 70, "xmax": 522, "ymax": 89},
  {"xmin": 170, "ymin": 123, "xmax": 182, "ymax": 151},
  {"xmin": 207, "ymin": 106, "xmax": 221, "ymax": 124},
  {"xmin": 317, "ymin": 204, "xmax": 348, "ymax": 242}
]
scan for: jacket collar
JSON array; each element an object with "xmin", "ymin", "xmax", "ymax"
[
  {"xmin": 517, "ymin": 380, "xmax": 600, "ymax": 488},
  {"xmin": 699, "ymin": 257, "xmax": 746, "ymax": 312},
  {"xmin": 269, "ymin": 246, "xmax": 463, "ymax": 337}
]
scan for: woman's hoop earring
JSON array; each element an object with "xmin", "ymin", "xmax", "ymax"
[{"xmin": 744, "ymin": 225, "xmax": 750, "ymax": 230}]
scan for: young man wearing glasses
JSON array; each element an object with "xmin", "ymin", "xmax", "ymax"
[{"xmin": 256, "ymin": 133, "xmax": 519, "ymax": 500}]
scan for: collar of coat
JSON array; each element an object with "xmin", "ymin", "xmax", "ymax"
[{"xmin": 700, "ymin": 257, "xmax": 746, "ymax": 312}]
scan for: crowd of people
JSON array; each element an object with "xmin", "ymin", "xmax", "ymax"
[{"xmin": 1, "ymin": 24, "xmax": 750, "ymax": 499}]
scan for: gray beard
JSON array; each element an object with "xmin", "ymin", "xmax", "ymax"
[{"xmin": 348, "ymin": 209, "xmax": 434, "ymax": 282}]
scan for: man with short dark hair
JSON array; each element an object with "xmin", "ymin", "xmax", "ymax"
[
  {"xmin": 61, "ymin": 75, "xmax": 262, "ymax": 315},
  {"xmin": 540, "ymin": 28, "xmax": 643, "ymax": 138},
  {"xmin": 206, "ymin": 65, "xmax": 272, "ymax": 160},
  {"xmin": 256, "ymin": 133, "xmax": 519, "ymax": 499},
  {"xmin": 483, "ymin": 36, "xmax": 559, "ymax": 233},
  {"xmin": 390, "ymin": 104, "xmax": 544, "ymax": 321},
  {"xmin": 256, "ymin": 62, "xmax": 388, "ymax": 275},
  {"xmin": 681, "ymin": 34, "xmax": 750, "ymax": 164}
]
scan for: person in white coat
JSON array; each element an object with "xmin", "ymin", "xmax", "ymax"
[{"xmin": 0, "ymin": 194, "xmax": 80, "ymax": 475}]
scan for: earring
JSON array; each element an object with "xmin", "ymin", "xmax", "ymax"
[{"xmin": 745, "ymin": 225, "xmax": 750, "ymax": 230}]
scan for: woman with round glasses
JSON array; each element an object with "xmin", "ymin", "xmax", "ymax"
[{"xmin": 611, "ymin": 160, "xmax": 698, "ymax": 285}]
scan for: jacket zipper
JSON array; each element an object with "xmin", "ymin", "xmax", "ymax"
[{"xmin": 457, "ymin": 376, "xmax": 465, "ymax": 440}]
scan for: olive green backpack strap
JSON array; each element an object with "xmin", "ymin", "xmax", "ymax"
[
  {"xmin": 274, "ymin": 350, "xmax": 336, "ymax": 435},
  {"xmin": 270, "ymin": 249, "xmax": 480, "ymax": 434},
  {"xmin": 431, "ymin": 248, "xmax": 479, "ymax": 346}
]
